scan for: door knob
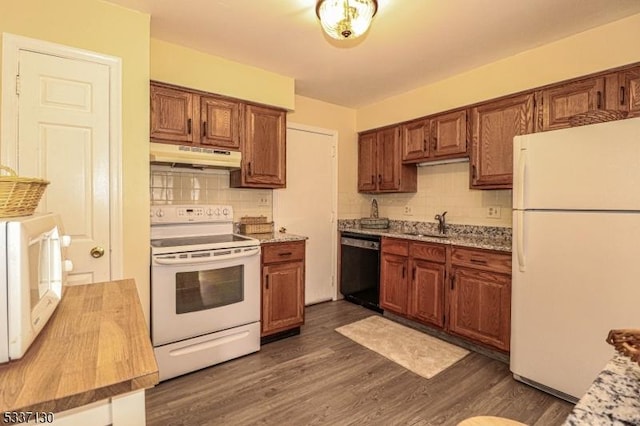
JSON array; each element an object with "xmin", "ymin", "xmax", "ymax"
[{"xmin": 90, "ymin": 246, "xmax": 105, "ymax": 258}]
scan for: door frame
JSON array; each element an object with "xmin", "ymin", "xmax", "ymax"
[
  {"xmin": 275, "ymin": 122, "xmax": 339, "ymax": 301},
  {"xmin": 1, "ymin": 33, "xmax": 123, "ymax": 280}
]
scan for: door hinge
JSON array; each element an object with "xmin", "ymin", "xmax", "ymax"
[{"xmin": 15, "ymin": 74, "xmax": 21, "ymax": 96}]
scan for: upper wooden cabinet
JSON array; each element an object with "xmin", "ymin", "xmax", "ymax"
[
  {"xmin": 616, "ymin": 66, "xmax": 640, "ymax": 117},
  {"xmin": 539, "ymin": 77, "xmax": 605, "ymax": 131},
  {"xmin": 359, "ymin": 127, "xmax": 416, "ymax": 193},
  {"xmin": 230, "ymin": 104, "xmax": 286, "ymax": 188},
  {"xmin": 470, "ymin": 93, "xmax": 534, "ymax": 189},
  {"xmin": 150, "ymin": 84, "xmax": 196, "ymax": 144},
  {"xmin": 401, "ymin": 110, "xmax": 468, "ymax": 164},
  {"xmin": 151, "ymin": 82, "xmax": 241, "ymax": 149},
  {"xmin": 358, "ymin": 127, "xmax": 417, "ymax": 193},
  {"xmin": 200, "ymin": 96, "xmax": 241, "ymax": 149}
]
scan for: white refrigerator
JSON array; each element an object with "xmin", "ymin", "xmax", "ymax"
[{"xmin": 510, "ymin": 117, "xmax": 640, "ymax": 402}]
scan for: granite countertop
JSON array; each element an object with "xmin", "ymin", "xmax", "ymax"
[
  {"xmin": 564, "ymin": 353, "xmax": 640, "ymax": 425},
  {"xmin": 246, "ymin": 232, "xmax": 308, "ymax": 244},
  {"xmin": 340, "ymin": 221, "xmax": 511, "ymax": 252}
]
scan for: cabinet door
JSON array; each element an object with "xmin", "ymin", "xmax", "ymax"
[
  {"xmin": 541, "ymin": 77, "xmax": 605, "ymax": 131},
  {"xmin": 200, "ymin": 96, "xmax": 240, "ymax": 149},
  {"xmin": 150, "ymin": 84, "xmax": 195, "ymax": 143},
  {"xmin": 409, "ymin": 259, "xmax": 445, "ymax": 328},
  {"xmin": 619, "ymin": 67, "xmax": 640, "ymax": 118},
  {"xmin": 262, "ymin": 261, "xmax": 304, "ymax": 336},
  {"xmin": 380, "ymin": 252, "xmax": 408, "ymax": 315},
  {"xmin": 401, "ymin": 119, "xmax": 429, "ymax": 162},
  {"xmin": 238, "ymin": 104, "xmax": 286, "ymax": 188},
  {"xmin": 357, "ymin": 132, "xmax": 378, "ymax": 192},
  {"xmin": 377, "ymin": 127, "xmax": 401, "ymax": 191},
  {"xmin": 430, "ymin": 110, "xmax": 468, "ymax": 158},
  {"xmin": 471, "ymin": 93, "xmax": 534, "ymax": 189},
  {"xmin": 449, "ymin": 267, "xmax": 511, "ymax": 351}
]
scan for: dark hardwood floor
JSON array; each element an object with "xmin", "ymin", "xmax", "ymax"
[{"xmin": 146, "ymin": 301, "xmax": 573, "ymax": 425}]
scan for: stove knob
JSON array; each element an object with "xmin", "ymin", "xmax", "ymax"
[
  {"xmin": 222, "ymin": 208, "xmax": 229, "ymax": 216},
  {"xmin": 206, "ymin": 208, "xmax": 214, "ymax": 216},
  {"xmin": 155, "ymin": 209, "xmax": 164, "ymax": 218},
  {"xmin": 214, "ymin": 208, "xmax": 221, "ymax": 216}
]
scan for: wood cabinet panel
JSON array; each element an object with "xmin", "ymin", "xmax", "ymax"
[
  {"xmin": 541, "ymin": 77, "xmax": 605, "ymax": 131},
  {"xmin": 470, "ymin": 93, "xmax": 534, "ymax": 189},
  {"xmin": 150, "ymin": 85, "xmax": 195, "ymax": 143},
  {"xmin": 381, "ymin": 237, "xmax": 409, "ymax": 256},
  {"xmin": 401, "ymin": 119, "xmax": 429, "ymax": 162},
  {"xmin": 380, "ymin": 253, "xmax": 409, "ymax": 315},
  {"xmin": 262, "ymin": 242, "xmax": 305, "ymax": 263},
  {"xmin": 358, "ymin": 127, "xmax": 417, "ymax": 193},
  {"xmin": 200, "ymin": 96, "xmax": 240, "ymax": 149},
  {"xmin": 231, "ymin": 104, "xmax": 286, "ymax": 188},
  {"xmin": 262, "ymin": 261, "xmax": 304, "ymax": 336},
  {"xmin": 409, "ymin": 260, "xmax": 445, "ymax": 328},
  {"xmin": 411, "ymin": 242, "xmax": 446, "ymax": 263},
  {"xmin": 449, "ymin": 267, "xmax": 511, "ymax": 351},
  {"xmin": 451, "ymin": 247, "xmax": 511, "ymax": 274},
  {"xmin": 618, "ymin": 66, "xmax": 640, "ymax": 118},
  {"xmin": 430, "ymin": 109, "xmax": 468, "ymax": 158},
  {"xmin": 261, "ymin": 240, "xmax": 306, "ymax": 338}
]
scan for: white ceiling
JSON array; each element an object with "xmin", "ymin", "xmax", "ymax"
[{"xmin": 106, "ymin": 0, "xmax": 640, "ymax": 108}]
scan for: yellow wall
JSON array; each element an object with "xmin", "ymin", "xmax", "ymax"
[
  {"xmin": 0, "ymin": 0, "xmax": 152, "ymax": 321},
  {"xmin": 151, "ymin": 38, "xmax": 295, "ymax": 110},
  {"xmin": 358, "ymin": 13, "xmax": 640, "ymax": 130}
]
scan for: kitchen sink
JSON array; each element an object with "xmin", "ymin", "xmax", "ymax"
[{"xmin": 403, "ymin": 231, "xmax": 448, "ymax": 239}]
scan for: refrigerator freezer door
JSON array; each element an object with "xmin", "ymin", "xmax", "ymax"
[
  {"xmin": 511, "ymin": 210, "xmax": 640, "ymax": 400},
  {"xmin": 513, "ymin": 117, "xmax": 640, "ymax": 211}
]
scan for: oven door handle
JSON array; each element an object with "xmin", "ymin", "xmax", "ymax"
[{"xmin": 153, "ymin": 247, "xmax": 260, "ymax": 265}]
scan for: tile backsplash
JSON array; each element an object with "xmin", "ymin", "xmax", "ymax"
[{"xmin": 150, "ymin": 165, "xmax": 273, "ymax": 220}]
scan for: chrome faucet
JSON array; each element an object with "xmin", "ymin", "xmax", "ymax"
[{"xmin": 435, "ymin": 211, "xmax": 447, "ymax": 234}]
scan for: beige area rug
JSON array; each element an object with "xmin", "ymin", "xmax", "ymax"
[{"xmin": 335, "ymin": 316, "xmax": 469, "ymax": 379}]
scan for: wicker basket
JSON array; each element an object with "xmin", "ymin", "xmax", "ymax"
[
  {"xmin": 569, "ymin": 110, "xmax": 628, "ymax": 127},
  {"xmin": 239, "ymin": 215, "xmax": 273, "ymax": 234},
  {"xmin": 0, "ymin": 165, "xmax": 49, "ymax": 218},
  {"xmin": 606, "ymin": 329, "xmax": 640, "ymax": 366}
]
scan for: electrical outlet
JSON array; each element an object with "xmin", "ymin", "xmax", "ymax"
[
  {"xmin": 487, "ymin": 206, "xmax": 501, "ymax": 218},
  {"xmin": 404, "ymin": 206, "xmax": 413, "ymax": 216},
  {"xmin": 258, "ymin": 197, "xmax": 269, "ymax": 206}
]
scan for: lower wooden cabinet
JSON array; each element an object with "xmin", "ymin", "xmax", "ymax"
[
  {"xmin": 261, "ymin": 240, "xmax": 305, "ymax": 337},
  {"xmin": 380, "ymin": 238, "xmax": 446, "ymax": 329},
  {"xmin": 449, "ymin": 247, "xmax": 512, "ymax": 352},
  {"xmin": 379, "ymin": 238, "xmax": 512, "ymax": 352}
]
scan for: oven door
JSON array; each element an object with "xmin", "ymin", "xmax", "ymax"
[{"xmin": 151, "ymin": 246, "xmax": 260, "ymax": 346}]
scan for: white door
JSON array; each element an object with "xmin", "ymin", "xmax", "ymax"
[
  {"xmin": 274, "ymin": 125, "xmax": 337, "ymax": 305},
  {"xmin": 16, "ymin": 50, "xmax": 111, "ymax": 284}
]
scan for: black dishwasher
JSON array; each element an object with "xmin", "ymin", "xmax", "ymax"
[{"xmin": 340, "ymin": 232, "xmax": 382, "ymax": 313}]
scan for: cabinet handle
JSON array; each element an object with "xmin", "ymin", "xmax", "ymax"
[
  {"xmin": 472, "ymin": 164, "xmax": 478, "ymax": 179},
  {"xmin": 432, "ymin": 136, "xmax": 437, "ymax": 151},
  {"xmin": 248, "ymin": 162, "xmax": 252, "ymax": 176},
  {"xmin": 423, "ymin": 139, "xmax": 427, "ymax": 151},
  {"xmin": 203, "ymin": 121, "xmax": 207, "ymax": 137},
  {"xmin": 470, "ymin": 257, "xmax": 487, "ymax": 264},
  {"xmin": 378, "ymin": 174, "xmax": 382, "ymax": 185},
  {"xmin": 412, "ymin": 266, "xmax": 416, "ymax": 281},
  {"xmin": 596, "ymin": 91, "xmax": 602, "ymax": 109},
  {"xmin": 187, "ymin": 118, "xmax": 192, "ymax": 135},
  {"xmin": 621, "ymin": 86, "xmax": 626, "ymax": 105},
  {"xmin": 371, "ymin": 174, "xmax": 375, "ymax": 185},
  {"xmin": 402, "ymin": 266, "xmax": 406, "ymax": 279},
  {"xmin": 266, "ymin": 275, "xmax": 269, "ymax": 290},
  {"xmin": 451, "ymin": 275, "xmax": 455, "ymax": 290},
  {"xmin": 278, "ymin": 252, "xmax": 292, "ymax": 256}
]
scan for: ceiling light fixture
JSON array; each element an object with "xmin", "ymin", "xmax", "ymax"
[{"xmin": 316, "ymin": 0, "xmax": 378, "ymax": 40}]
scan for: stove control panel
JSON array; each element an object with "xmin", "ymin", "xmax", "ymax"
[{"xmin": 150, "ymin": 204, "xmax": 234, "ymax": 224}]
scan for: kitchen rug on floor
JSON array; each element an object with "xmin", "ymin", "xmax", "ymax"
[{"xmin": 335, "ymin": 315, "xmax": 469, "ymax": 379}]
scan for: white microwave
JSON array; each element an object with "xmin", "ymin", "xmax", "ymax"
[{"xmin": 0, "ymin": 213, "xmax": 72, "ymax": 363}]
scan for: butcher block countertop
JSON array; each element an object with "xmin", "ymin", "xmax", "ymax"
[{"xmin": 0, "ymin": 279, "xmax": 158, "ymax": 414}]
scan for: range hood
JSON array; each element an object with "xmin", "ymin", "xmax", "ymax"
[{"xmin": 150, "ymin": 142, "xmax": 241, "ymax": 169}]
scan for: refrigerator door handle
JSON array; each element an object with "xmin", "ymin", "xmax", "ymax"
[
  {"xmin": 515, "ymin": 148, "xmax": 527, "ymax": 210},
  {"xmin": 516, "ymin": 210, "xmax": 526, "ymax": 272}
]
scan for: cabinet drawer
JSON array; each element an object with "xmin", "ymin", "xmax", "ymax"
[
  {"xmin": 382, "ymin": 237, "xmax": 409, "ymax": 256},
  {"xmin": 451, "ymin": 247, "xmax": 511, "ymax": 274},
  {"xmin": 262, "ymin": 241, "xmax": 305, "ymax": 264},
  {"xmin": 411, "ymin": 242, "xmax": 445, "ymax": 263}
]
